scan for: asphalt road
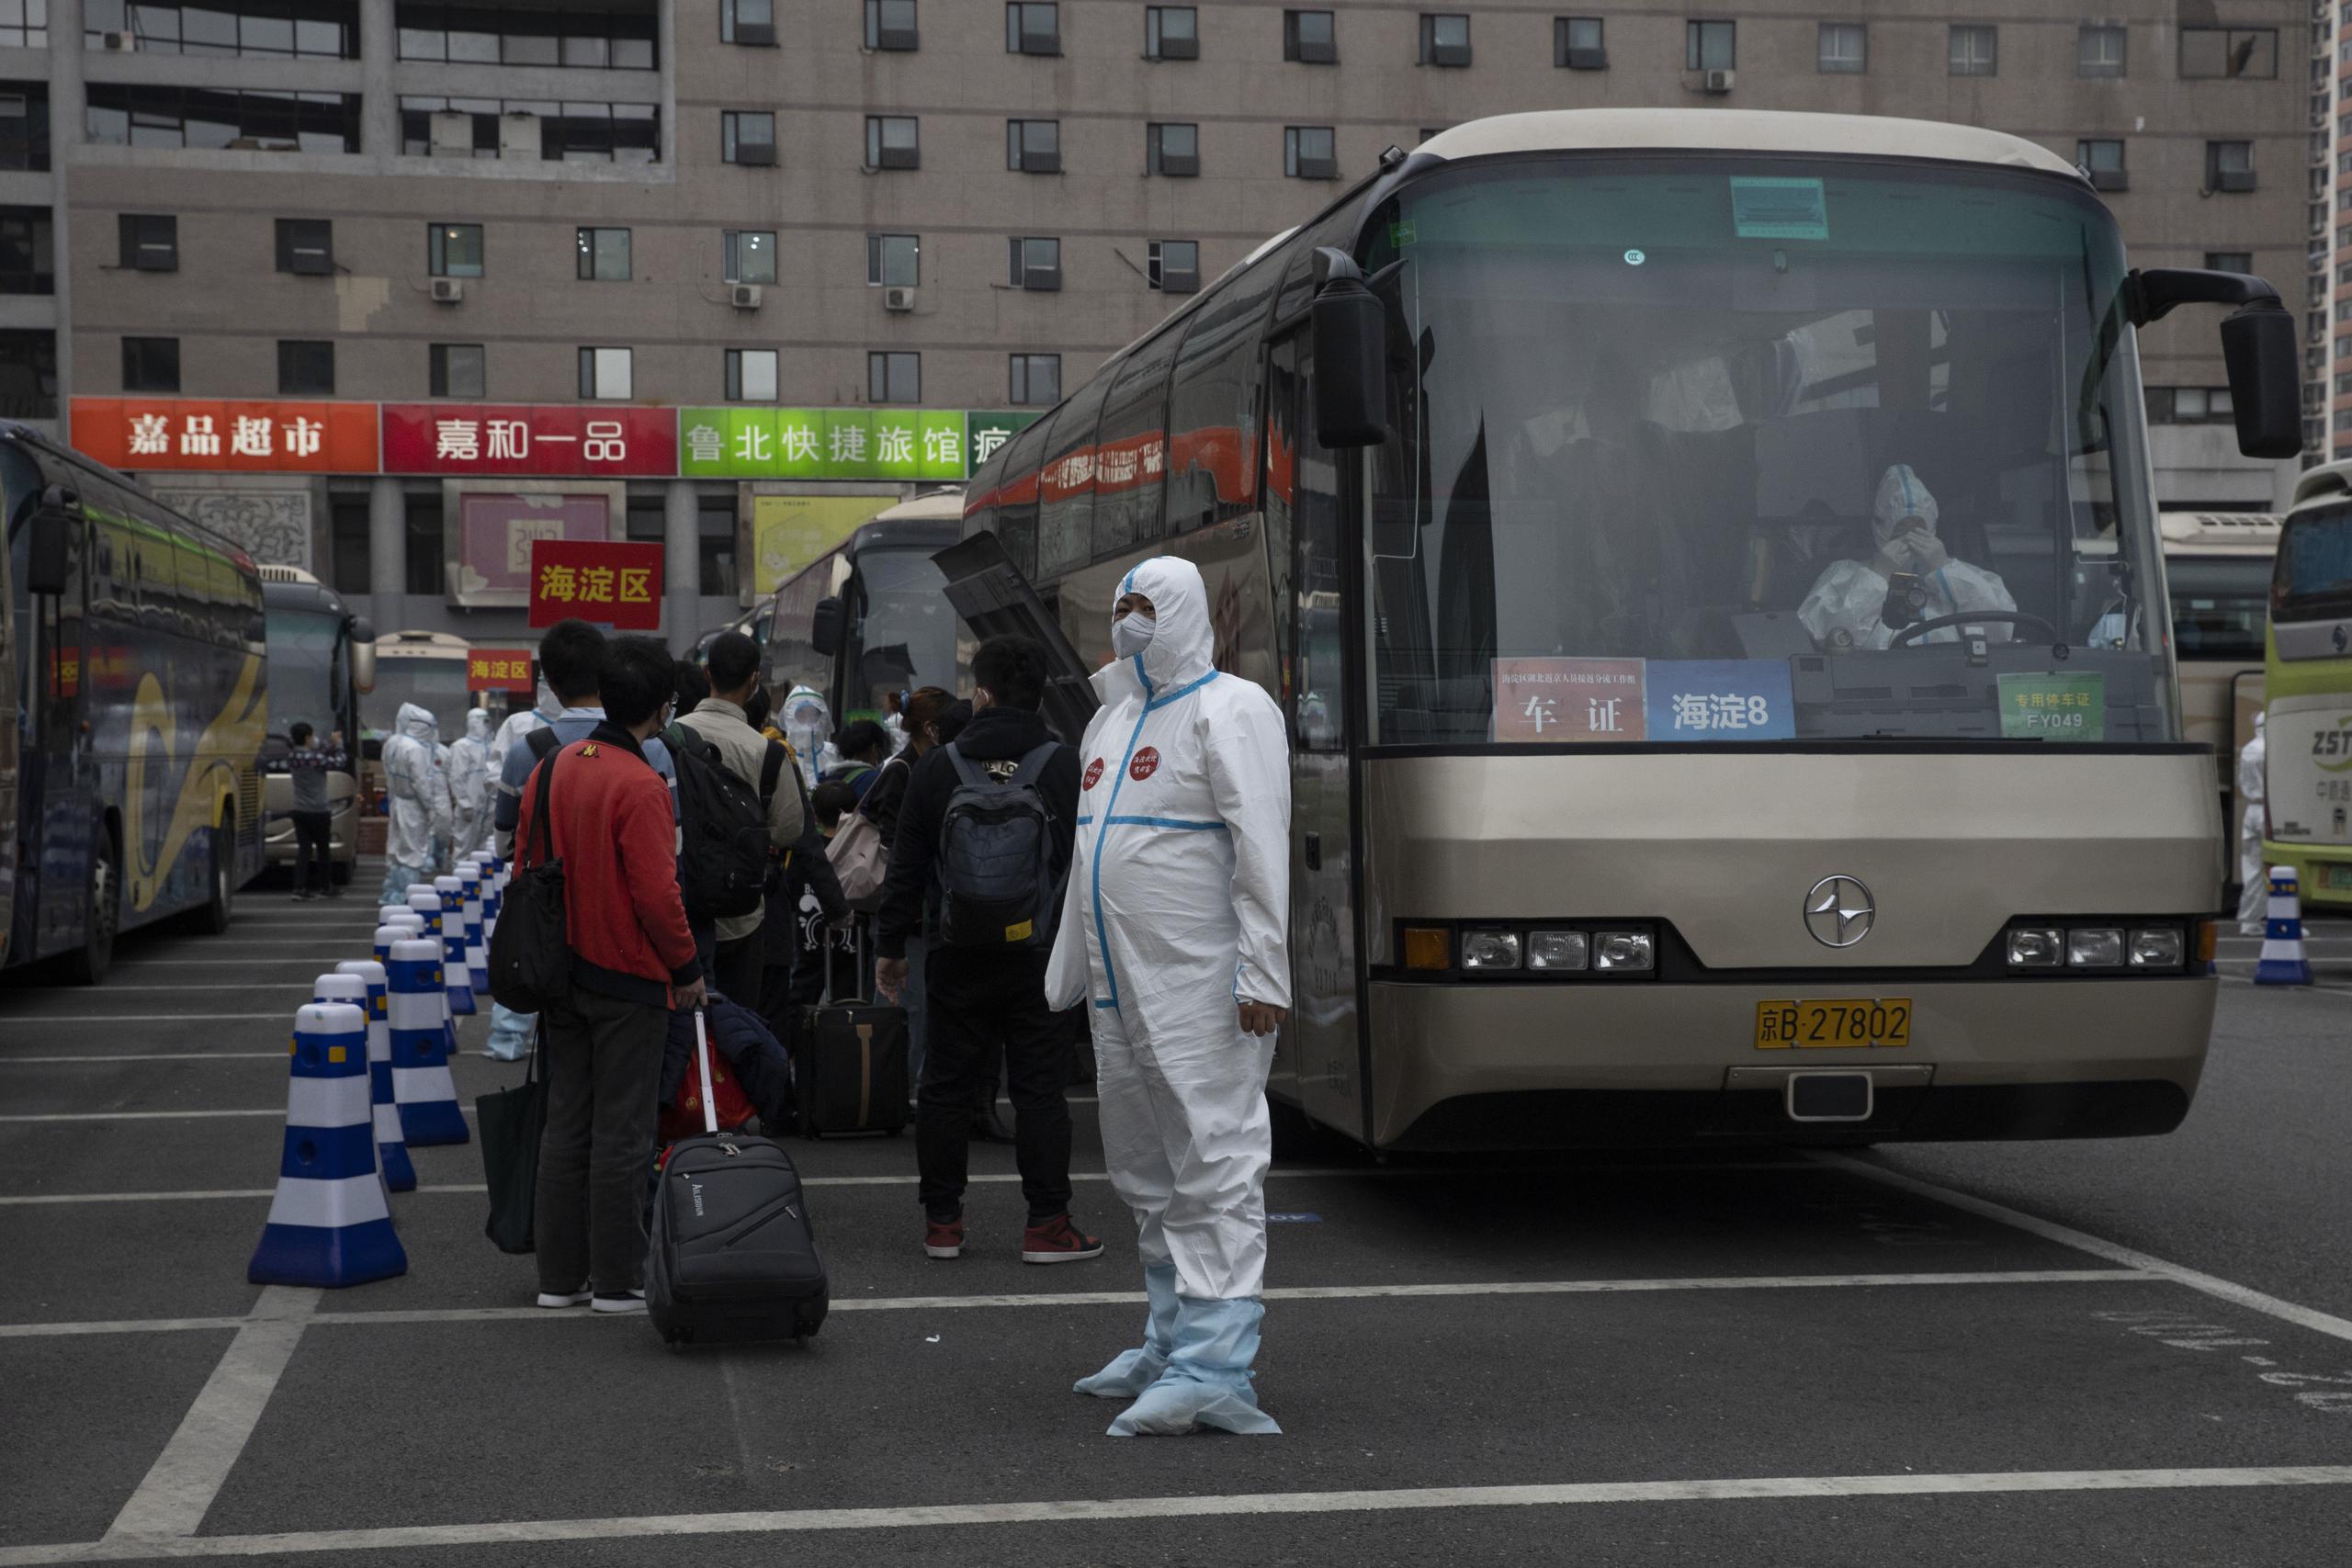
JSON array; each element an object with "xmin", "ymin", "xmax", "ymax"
[{"xmin": 1, "ymin": 880, "xmax": 2346, "ymax": 1567}]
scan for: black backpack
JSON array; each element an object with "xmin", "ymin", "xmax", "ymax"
[
  {"xmin": 487, "ymin": 748, "xmax": 570, "ymax": 1012},
  {"xmin": 665, "ymin": 724, "xmax": 786, "ymax": 925},
  {"xmin": 935, "ymin": 741, "xmax": 1060, "ymax": 947}
]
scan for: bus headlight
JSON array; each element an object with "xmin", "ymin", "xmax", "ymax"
[
  {"xmin": 2006, "ymin": 927, "xmax": 2064, "ymax": 967},
  {"xmin": 2130, "ymin": 929, "xmax": 2185, "ymax": 968},
  {"xmin": 2066, "ymin": 928, "xmax": 2127, "ymax": 968},
  {"xmin": 1527, "ymin": 931, "xmax": 1589, "ymax": 971},
  {"xmin": 1460, "ymin": 930, "xmax": 1522, "ymax": 970},
  {"xmin": 1593, "ymin": 931, "xmax": 1654, "ymax": 973}
]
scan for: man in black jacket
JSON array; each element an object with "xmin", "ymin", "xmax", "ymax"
[{"xmin": 875, "ymin": 636, "xmax": 1099, "ymax": 1266}]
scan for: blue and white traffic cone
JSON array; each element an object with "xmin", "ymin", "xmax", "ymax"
[
  {"xmin": 373, "ymin": 918, "xmax": 423, "ymax": 966},
  {"xmin": 247, "ymin": 1001, "xmax": 406, "ymax": 1288},
  {"xmin": 435, "ymin": 875, "xmax": 475, "ymax": 1016},
  {"xmin": 470, "ymin": 852, "xmax": 501, "ymax": 943},
  {"xmin": 459, "ymin": 863, "xmax": 489, "ymax": 995},
  {"xmin": 2255, "ymin": 864, "xmax": 2314, "ymax": 986},
  {"xmin": 309, "ymin": 974, "xmax": 392, "ymax": 1208},
  {"xmin": 388, "ymin": 936, "xmax": 470, "ymax": 1145},
  {"xmin": 335, "ymin": 957, "xmax": 413, "ymax": 1192}
]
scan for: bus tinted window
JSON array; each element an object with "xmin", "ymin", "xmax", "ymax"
[
  {"xmin": 2273, "ymin": 505, "xmax": 2352, "ymax": 624},
  {"xmin": 1094, "ymin": 325, "xmax": 1184, "ymax": 555},
  {"xmin": 1037, "ymin": 374, "xmax": 1113, "ymax": 581},
  {"xmin": 845, "ymin": 545, "xmax": 967, "ymax": 717},
  {"xmin": 1165, "ymin": 239, "xmax": 1288, "ymax": 533},
  {"xmin": 2168, "ymin": 557, "xmax": 2268, "ymax": 660}
]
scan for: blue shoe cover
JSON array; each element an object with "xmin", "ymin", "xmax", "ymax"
[
  {"xmin": 1075, "ymin": 1263, "xmax": 1179, "ymax": 1398},
  {"xmin": 1105, "ymin": 1295, "xmax": 1280, "ymax": 1437}
]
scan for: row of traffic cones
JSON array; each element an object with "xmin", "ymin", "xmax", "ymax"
[{"xmin": 248, "ymin": 852, "xmax": 509, "ymax": 1288}]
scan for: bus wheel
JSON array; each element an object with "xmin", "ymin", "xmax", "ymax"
[
  {"xmin": 195, "ymin": 826, "xmax": 233, "ymax": 934},
  {"xmin": 61, "ymin": 836, "xmax": 119, "ymax": 986}
]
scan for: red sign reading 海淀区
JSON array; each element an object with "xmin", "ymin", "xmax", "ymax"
[
  {"xmin": 381, "ymin": 404, "xmax": 676, "ymax": 477},
  {"xmin": 526, "ymin": 540, "xmax": 663, "ymax": 630},
  {"xmin": 466, "ymin": 648, "xmax": 538, "ymax": 693}
]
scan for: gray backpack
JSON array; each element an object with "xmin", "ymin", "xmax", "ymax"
[{"xmin": 935, "ymin": 741, "xmax": 1059, "ymax": 948}]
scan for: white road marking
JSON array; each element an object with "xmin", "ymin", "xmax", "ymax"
[
  {"xmin": 0, "ymin": 1054, "xmax": 288, "ymax": 1065},
  {"xmin": 1820, "ymin": 1154, "xmax": 2352, "ymax": 1346},
  {"xmin": 0, "ymin": 1105, "xmax": 474, "ymax": 1123},
  {"xmin": 0, "ymin": 983, "xmax": 320, "ymax": 993},
  {"xmin": 98, "ymin": 1286, "xmax": 318, "ymax": 1546},
  {"xmin": 4, "ymin": 1014, "xmax": 302, "ymax": 1023},
  {"xmin": 0, "ymin": 1466, "xmax": 2346, "ymax": 1564}
]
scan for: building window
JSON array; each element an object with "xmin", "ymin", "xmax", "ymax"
[
  {"xmin": 1284, "ymin": 125, "xmax": 1336, "ymax": 180},
  {"xmin": 722, "ymin": 110, "xmax": 775, "ymax": 165},
  {"xmin": 276, "ymin": 218, "xmax": 333, "ymax": 275},
  {"xmin": 1283, "ymin": 9, "xmax": 1334, "ymax": 63},
  {"xmin": 725, "ymin": 347, "xmax": 777, "ymax": 402},
  {"xmin": 398, "ymin": 96, "xmax": 658, "ymax": 163},
  {"xmin": 122, "ymin": 335, "xmax": 179, "ymax": 393},
  {"xmin": 866, "ymin": 232, "xmax": 919, "ymax": 287},
  {"xmin": 698, "ymin": 491, "xmax": 738, "ymax": 597},
  {"xmin": 866, "ymin": 114, "xmax": 918, "ymax": 169},
  {"xmin": 1555, "ymin": 17, "xmax": 1603, "ymax": 70},
  {"xmin": 0, "ymin": 207, "xmax": 49, "ymax": 294},
  {"xmin": 429, "ymin": 342, "xmax": 484, "ymax": 398},
  {"xmin": 2179, "ymin": 27, "xmax": 2277, "ymax": 79},
  {"xmin": 579, "ymin": 346, "xmax": 633, "ymax": 400},
  {"xmin": 2207, "ymin": 141, "xmax": 2255, "ymax": 193},
  {"xmin": 723, "ymin": 230, "xmax": 775, "ymax": 285},
  {"xmin": 1685, "ymin": 19, "xmax": 1733, "ymax": 71},
  {"xmin": 427, "ymin": 221, "xmax": 481, "ymax": 277},
  {"xmin": 0, "ymin": 85, "xmax": 47, "ymax": 172},
  {"xmin": 720, "ymin": 0, "xmax": 774, "ymax": 46},
  {"xmin": 329, "ymin": 492, "xmax": 369, "ymax": 596},
  {"xmin": 868, "ymin": 350, "xmax": 919, "ymax": 403},
  {"xmin": 118, "ymin": 212, "xmax": 176, "ymax": 272},
  {"xmin": 576, "ymin": 226, "xmax": 630, "ymax": 280},
  {"xmin": 1146, "ymin": 6, "xmax": 1194, "ymax": 59},
  {"xmin": 277, "ymin": 339, "xmax": 334, "ymax": 395},
  {"xmin": 864, "ymin": 0, "xmax": 915, "ymax": 50},
  {"xmin": 0, "ymin": 0, "xmax": 44, "ymax": 48},
  {"xmin": 1816, "ymin": 21, "xmax": 1864, "ymax": 73},
  {"xmin": 1010, "ymin": 353, "xmax": 1060, "ymax": 406},
  {"xmin": 1148, "ymin": 239, "xmax": 1199, "ymax": 293},
  {"xmin": 2076, "ymin": 139, "xmax": 2127, "ymax": 191},
  {"xmin": 85, "ymin": 85, "xmax": 360, "ymax": 152},
  {"xmin": 1148, "ymin": 121, "xmax": 1198, "ymax": 176},
  {"xmin": 391, "ymin": 4, "xmax": 651, "ymax": 69},
  {"xmin": 1005, "ymin": 2, "xmax": 1057, "ymax": 55},
  {"xmin": 1009, "ymin": 236, "xmax": 1062, "ymax": 290},
  {"xmin": 1007, "ymin": 118, "xmax": 1059, "ymax": 173},
  {"xmin": 1419, "ymin": 14, "xmax": 1469, "ymax": 67},
  {"xmin": 0, "ymin": 330, "xmax": 52, "ymax": 419},
  {"xmin": 1949, "ymin": 24, "xmax": 1995, "ymax": 77},
  {"xmin": 90, "ymin": 0, "xmax": 362, "ymax": 60},
  {"xmin": 403, "ymin": 492, "xmax": 442, "ymax": 596},
  {"xmin": 2147, "ymin": 387, "xmax": 2234, "ymax": 424},
  {"xmin": 2209, "ymin": 251, "xmax": 2253, "ymax": 274},
  {"xmin": 2078, "ymin": 24, "xmax": 2125, "ymax": 78}
]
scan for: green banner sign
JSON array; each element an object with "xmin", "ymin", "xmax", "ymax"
[
  {"xmin": 1996, "ymin": 671, "xmax": 2106, "ymax": 741},
  {"xmin": 679, "ymin": 408, "xmax": 1040, "ymax": 481}
]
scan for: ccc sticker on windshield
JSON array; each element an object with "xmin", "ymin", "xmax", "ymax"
[
  {"xmin": 1129, "ymin": 747, "xmax": 1161, "ymax": 782},
  {"xmin": 1082, "ymin": 758, "xmax": 1104, "ymax": 790}
]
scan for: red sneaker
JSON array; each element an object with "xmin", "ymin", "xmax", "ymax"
[
  {"xmin": 925, "ymin": 1212, "xmax": 965, "ymax": 1260},
  {"xmin": 1021, "ymin": 1213, "xmax": 1105, "ymax": 1265}
]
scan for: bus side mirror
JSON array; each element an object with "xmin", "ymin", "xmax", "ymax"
[
  {"xmin": 25, "ymin": 487, "xmax": 74, "ymax": 595},
  {"xmin": 810, "ymin": 596, "xmax": 844, "ymax": 659},
  {"xmin": 348, "ymin": 616, "xmax": 377, "ymax": 694},
  {"xmin": 1312, "ymin": 248, "xmax": 1387, "ymax": 448},
  {"xmin": 2219, "ymin": 305, "xmax": 2301, "ymax": 459}
]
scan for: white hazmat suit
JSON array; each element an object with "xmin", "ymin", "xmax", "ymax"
[
  {"xmin": 489, "ymin": 681, "xmax": 558, "ymax": 784},
  {"xmin": 378, "ymin": 703, "xmax": 450, "ymax": 906},
  {"xmin": 447, "ymin": 708, "xmax": 492, "ymax": 859},
  {"xmin": 1046, "ymin": 555, "xmax": 1292, "ymax": 1438},
  {"xmin": 1797, "ymin": 464, "xmax": 2017, "ymax": 649},
  {"xmin": 2237, "ymin": 714, "xmax": 2267, "ymax": 934}
]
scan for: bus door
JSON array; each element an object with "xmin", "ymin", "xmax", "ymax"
[
  {"xmin": 1266, "ymin": 331, "xmax": 1365, "ymax": 1140},
  {"xmin": 0, "ymin": 508, "xmax": 17, "ymax": 958},
  {"xmin": 931, "ymin": 532, "xmax": 1099, "ymax": 744}
]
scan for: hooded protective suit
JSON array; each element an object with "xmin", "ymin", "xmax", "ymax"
[
  {"xmin": 780, "ymin": 685, "xmax": 837, "ymax": 789},
  {"xmin": 1797, "ymin": 465, "xmax": 2017, "ymax": 649},
  {"xmin": 447, "ymin": 708, "xmax": 492, "ymax": 857},
  {"xmin": 378, "ymin": 703, "xmax": 450, "ymax": 906},
  {"xmin": 490, "ymin": 681, "xmax": 558, "ymax": 782},
  {"xmin": 2237, "ymin": 714, "xmax": 2268, "ymax": 934},
  {"xmin": 1046, "ymin": 555, "xmax": 1292, "ymax": 1437}
]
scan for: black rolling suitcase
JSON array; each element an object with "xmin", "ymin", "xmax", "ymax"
[
  {"xmin": 797, "ymin": 920, "xmax": 910, "ymax": 1138},
  {"xmin": 648, "ymin": 1009, "xmax": 829, "ymax": 1347}
]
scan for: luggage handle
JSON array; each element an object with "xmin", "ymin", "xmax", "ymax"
[
  {"xmin": 820, "ymin": 916, "xmax": 867, "ymax": 1009},
  {"xmin": 693, "ymin": 1006, "xmax": 718, "ymax": 1137}
]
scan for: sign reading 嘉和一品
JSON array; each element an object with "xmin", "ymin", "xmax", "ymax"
[
  {"xmin": 679, "ymin": 408, "xmax": 1041, "ymax": 480},
  {"xmin": 526, "ymin": 540, "xmax": 662, "ymax": 630},
  {"xmin": 381, "ymin": 404, "xmax": 676, "ymax": 477}
]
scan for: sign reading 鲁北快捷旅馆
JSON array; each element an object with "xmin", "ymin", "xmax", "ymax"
[{"xmin": 679, "ymin": 409, "xmax": 1041, "ymax": 481}]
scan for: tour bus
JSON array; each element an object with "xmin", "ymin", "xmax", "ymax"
[
  {"xmin": 764, "ymin": 490, "xmax": 972, "ymax": 723},
  {"xmin": 362, "ymin": 629, "xmax": 475, "ymax": 749},
  {"xmin": 2260, "ymin": 461, "xmax": 2352, "ymax": 909},
  {"xmin": 951, "ymin": 109, "xmax": 2301, "ymax": 1149},
  {"xmin": 257, "ymin": 565, "xmax": 374, "ymax": 885},
  {"xmin": 2, "ymin": 422, "xmax": 266, "ymax": 981},
  {"xmin": 2157, "ymin": 511, "xmax": 2276, "ymax": 867}
]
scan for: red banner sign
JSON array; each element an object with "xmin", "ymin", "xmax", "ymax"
[
  {"xmin": 527, "ymin": 540, "xmax": 662, "ymax": 629},
  {"xmin": 71, "ymin": 397, "xmax": 379, "ymax": 473},
  {"xmin": 466, "ymin": 648, "xmax": 538, "ymax": 692},
  {"xmin": 381, "ymin": 403, "xmax": 676, "ymax": 477}
]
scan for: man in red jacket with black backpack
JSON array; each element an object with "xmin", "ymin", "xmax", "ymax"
[{"xmin": 514, "ymin": 636, "xmax": 707, "ymax": 1314}]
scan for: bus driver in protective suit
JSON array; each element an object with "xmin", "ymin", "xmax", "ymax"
[
  {"xmin": 1797, "ymin": 463, "xmax": 2017, "ymax": 650},
  {"xmin": 1048, "ymin": 555, "xmax": 1294, "ymax": 1438}
]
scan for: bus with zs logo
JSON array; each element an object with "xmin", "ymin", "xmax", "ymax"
[{"xmin": 2259, "ymin": 459, "xmax": 2352, "ymax": 908}]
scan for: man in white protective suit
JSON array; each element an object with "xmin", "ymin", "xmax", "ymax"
[
  {"xmin": 447, "ymin": 707, "xmax": 493, "ymax": 858},
  {"xmin": 490, "ymin": 680, "xmax": 560, "ymax": 787},
  {"xmin": 1797, "ymin": 463, "xmax": 2017, "ymax": 650},
  {"xmin": 2237, "ymin": 714, "xmax": 2268, "ymax": 934},
  {"xmin": 378, "ymin": 702, "xmax": 449, "ymax": 906},
  {"xmin": 1046, "ymin": 555, "xmax": 1294, "ymax": 1438}
]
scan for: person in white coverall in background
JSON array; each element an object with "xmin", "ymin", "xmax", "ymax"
[
  {"xmin": 2237, "ymin": 714, "xmax": 2268, "ymax": 934},
  {"xmin": 447, "ymin": 707, "xmax": 492, "ymax": 858},
  {"xmin": 1797, "ymin": 464, "xmax": 2017, "ymax": 650},
  {"xmin": 490, "ymin": 680, "xmax": 559, "ymax": 791},
  {"xmin": 378, "ymin": 702, "xmax": 449, "ymax": 906},
  {"xmin": 1047, "ymin": 555, "xmax": 1293, "ymax": 1438}
]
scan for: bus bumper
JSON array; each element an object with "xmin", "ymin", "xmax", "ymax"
[
  {"xmin": 1364, "ymin": 976, "xmax": 2215, "ymax": 1150},
  {"xmin": 2260, "ymin": 842, "xmax": 2352, "ymax": 908}
]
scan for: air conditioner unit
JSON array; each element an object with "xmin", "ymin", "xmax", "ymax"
[
  {"xmin": 734, "ymin": 141, "xmax": 775, "ymax": 167},
  {"xmin": 883, "ymin": 285, "xmax": 917, "ymax": 311},
  {"xmin": 431, "ymin": 277, "xmax": 464, "ymax": 303},
  {"xmin": 498, "ymin": 112, "xmax": 541, "ymax": 160},
  {"xmin": 2217, "ymin": 170, "xmax": 2257, "ymax": 194},
  {"xmin": 429, "ymin": 111, "xmax": 473, "ymax": 157},
  {"xmin": 103, "ymin": 29, "xmax": 137, "ymax": 51},
  {"xmin": 1702, "ymin": 68, "xmax": 1735, "ymax": 94},
  {"xmin": 730, "ymin": 283, "xmax": 763, "ymax": 309}
]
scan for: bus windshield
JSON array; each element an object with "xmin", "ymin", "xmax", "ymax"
[
  {"xmin": 843, "ymin": 546, "xmax": 967, "ymax": 719},
  {"xmin": 263, "ymin": 607, "xmax": 345, "ymax": 741},
  {"xmin": 2167, "ymin": 557, "xmax": 2270, "ymax": 660},
  {"xmin": 363, "ymin": 657, "xmax": 471, "ymax": 744},
  {"xmin": 1361, "ymin": 155, "xmax": 2170, "ymax": 746},
  {"xmin": 2271, "ymin": 504, "xmax": 2352, "ymax": 626}
]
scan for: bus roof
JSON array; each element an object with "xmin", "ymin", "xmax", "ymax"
[
  {"xmin": 1417, "ymin": 109, "xmax": 2081, "ymax": 178},
  {"xmin": 259, "ymin": 564, "xmax": 350, "ymax": 617},
  {"xmin": 376, "ymin": 628, "xmax": 469, "ymax": 657},
  {"xmin": 869, "ymin": 489, "xmax": 965, "ymax": 525},
  {"xmin": 2158, "ymin": 511, "xmax": 2281, "ymax": 552}
]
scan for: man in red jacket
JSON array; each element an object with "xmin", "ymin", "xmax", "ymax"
[{"xmin": 515, "ymin": 636, "xmax": 707, "ymax": 1314}]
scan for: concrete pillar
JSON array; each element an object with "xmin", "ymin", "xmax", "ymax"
[
  {"xmin": 369, "ymin": 477, "xmax": 406, "ymax": 632},
  {"xmin": 663, "ymin": 479, "xmax": 698, "ymax": 652},
  {"xmin": 359, "ymin": 0, "xmax": 400, "ymax": 164},
  {"xmin": 51, "ymin": 0, "xmax": 85, "ymax": 434}
]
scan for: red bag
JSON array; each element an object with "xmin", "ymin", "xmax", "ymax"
[{"xmin": 659, "ymin": 1044, "xmax": 757, "ymax": 1145}]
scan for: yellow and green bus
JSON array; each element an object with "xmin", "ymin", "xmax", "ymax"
[{"xmin": 2263, "ymin": 462, "xmax": 2352, "ymax": 908}]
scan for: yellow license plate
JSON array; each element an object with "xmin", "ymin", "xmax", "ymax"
[{"xmin": 1755, "ymin": 998, "xmax": 1912, "ymax": 1050}]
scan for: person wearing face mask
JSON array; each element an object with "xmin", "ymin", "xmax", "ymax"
[
  {"xmin": 448, "ymin": 707, "xmax": 494, "ymax": 858},
  {"xmin": 1049, "ymin": 556, "xmax": 1294, "ymax": 1438},
  {"xmin": 1797, "ymin": 464, "xmax": 2016, "ymax": 650}
]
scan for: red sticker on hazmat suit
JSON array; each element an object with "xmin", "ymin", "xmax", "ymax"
[
  {"xmin": 1083, "ymin": 758, "xmax": 1104, "ymax": 790},
  {"xmin": 1129, "ymin": 747, "xmax": 1161, "ymax": 781}
]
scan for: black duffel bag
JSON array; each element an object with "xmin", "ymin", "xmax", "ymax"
[{"xmin": 487, "ymin": 746, "xmax": 570, "ymax": 1013}]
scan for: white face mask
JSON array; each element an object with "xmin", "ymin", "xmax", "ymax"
[{"xmin": 1111, "ymin": 612, "xmax": 1157, "ymax": 660}]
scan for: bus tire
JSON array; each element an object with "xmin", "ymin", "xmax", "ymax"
[
  {"xmin": 60, "ymin": 830, "xmax": 120, "ymax": 987},
  {"xmin": 194, "ymin": 824, "xmax": 234, "ymax": 935}
]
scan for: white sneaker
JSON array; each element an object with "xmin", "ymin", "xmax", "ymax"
[
  {"xmin": 537, "ymin": 1287, "xmax": 592, "ymax": 1309},
  {"xmin": 591, "ymin": 1293, "xmax": 647, "ymax": 1314}
]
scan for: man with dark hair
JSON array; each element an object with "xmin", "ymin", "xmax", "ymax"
[
  {"xmin": 676, "ymin": 630, "xmax": 803, "ymax": 1003},
  {"xmin": 875, "ymin": 635, "xmax": 1096, "ymax": 1266},
  {"xmin": 284, "ymin": 720, "xmax": 345, "ymax": 900},
  {"xmin": 515, "ymin": 634, "xmax": 703, "ymax": 1314}
]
